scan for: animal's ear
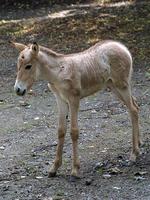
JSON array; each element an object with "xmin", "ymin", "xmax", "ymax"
[
  {"xmin": 9, "ymin": 41, "xmax": 27, "ymax": 51},
  {"xmin": 31, "ymin": 42, "xmax": 39, "ymax": 56}
]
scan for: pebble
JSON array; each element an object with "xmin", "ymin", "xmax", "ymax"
[
  {"xmin": 0, "ymin": 146, "xmax": 5, "ymax": 150},
  {"xmin": 20, "ymin": 176, "xmax": 26, "ymax": 179},
  {"xmin": 101, "ymin": 149, "xmax": 107, "ymax": 153},
  {"xmin": 91, "ymin": 109, "xmax": 97, "ymax": 113},
  {"xmin": 85, "ymin": 178, "xmax": 93, "ymax": 186},
  {"xmin": 0, "ymin": 99, "xmax": 5, "ymax": 104},
  {"xmin": 31, "ymin": 152, "xmax": 37, "ymax": 157},
  {"xmin": 51, "ymin": 141, "xmax": 58, "ymax": 146},
  {"xmin": 113, "ymin": 186, "xmax": 121, "ymax": 190},
  {"xmin": 34, "ymin": 117, "xmax": 39, "ymax": 120},
  {"xmin": 94, "ymin": 162, "xmax": 103, "ymax": 170},
  {"xmin": 102, "ymin": 174, "xmax": 111, "ymax": 179},
  {"xmin": 45, "ymin": 161, "xmax": 50, "ymax": 165},
  {"xmin": 19, "ymin": 101, "xmax": 30, "ymax": 107},
  {"xmin": 36, "ymin": 176, "xmax": 43, "ymax": 179}
]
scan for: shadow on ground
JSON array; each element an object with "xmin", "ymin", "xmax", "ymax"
[{"xmin": 0, "ymin": 1, "xmax": 150, "ymax": 199}]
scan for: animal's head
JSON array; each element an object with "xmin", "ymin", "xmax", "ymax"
[{"xmin": 11, "ymin": 41, "xmax": 39, "ymax": 96}]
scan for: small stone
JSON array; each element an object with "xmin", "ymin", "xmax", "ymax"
[
  {"xmin": 94, "ymin": 162, "xmax": 103, "ymax": 170},
  {"xmin": 118, "ymin": 158, "xmax": 129, "ymax": 167},
  {"xmin": 85, "ymin": 178, "xmax": 93, "ymax": 186},
  {"xmin": 88, "ymin": 145, "xmax": 94, "ymax": 148},
  {"xmin": 19, "ymin": 101, "xmax": 30, "ymax": 107},
  {"xmin": 34, "ymin": 117, "xmax": 39, "ymax": 120},
  {"xmin": 45, "ymin": 161, "xmax": 50, "ymax": 165},
  {"xmin": 51, "ymin": 141, "xmax": 57, "ymax": 146},
  {"xmin": 0, "ymin": 99, "xmax": 5, "ymax": 104},
  {"xmin": 113, "ymin": 186, "xmax": 121, "ymax": 190},
  {"xmin": 36, "ymin": 176, "xmax": 43, "ymax": 179},
  {"xmin": 102, "ymin": 174, "xmax": 111, "ymax": 179},
  {"xmin": 31, "ymin": 152, "xmax": 37, "ymax": 157},
  {"xmin": 26, "ymin": 105, "xmax": 31, "ymax": 109},
  {"xmin": 101, "ymin": 149, "xmax": 107, "ymax": 153},
  {"xmin": 0, "ymin": 146, "xmax": 5, "ymax": 150},
  {"xmin": 91, "ymin": 109, "xmax": 97, "ymax": 113},
  {"xmin": 20, "ymin": 176, "xmax": 26, "ymax": 179}
]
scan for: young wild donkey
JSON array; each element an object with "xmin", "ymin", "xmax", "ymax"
[{"xmin": 11, "ymin": 40, "xmax": 140, "ymax": 178}]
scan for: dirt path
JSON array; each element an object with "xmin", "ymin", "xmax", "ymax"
[{"xmin": 0, "ymin": 1, "xmax": 150, "ymax": 199}]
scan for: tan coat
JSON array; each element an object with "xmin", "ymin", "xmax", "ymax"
[{"xmin": 12, "ymin": 40, "xmax": 140, "ymax": 178}]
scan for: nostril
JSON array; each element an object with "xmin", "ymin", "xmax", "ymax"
[
  {"xmin": 22, "ymin": 89, "xmax": 26, "ymax": 96},
  {"xmin": 17, "ymin": 87, "xmax": 20, "ymax": 93}
]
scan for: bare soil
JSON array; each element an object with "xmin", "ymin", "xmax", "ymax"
[{"xmin": 0, "ymin": 1, "xmax": 150, "ymax": 199}]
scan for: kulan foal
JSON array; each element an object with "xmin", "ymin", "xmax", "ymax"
[{"xmin": 11, "ymin": 41, "xmax": 140, "ymax": 178}]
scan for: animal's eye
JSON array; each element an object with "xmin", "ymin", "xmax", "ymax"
[{"xmin": 25, "ymin": 64, "xmax": 32, "ymax": 70}]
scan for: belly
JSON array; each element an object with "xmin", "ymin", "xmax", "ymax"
[{"xmin": 80, "ymin": 83, "xmax": 104, "ymax": 98}]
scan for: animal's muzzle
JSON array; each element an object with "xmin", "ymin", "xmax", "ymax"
[
  {"xmin": 15, "ymin": 87, "xmax": 26, "ymax": 96},
  {"xmin": 14, "ymin": 80, "xmax": 27, "ymax": 96}
]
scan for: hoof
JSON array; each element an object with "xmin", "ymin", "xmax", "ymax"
[
  {"xmin": 48, "ymin": 171, "xmax": 57, "ymax": 178},
  {"xmin": 129, "ymin": 152, "xmax": 139, "ymax": 162},
  {"xmin": 129, "ymin": 148, "xmax": 140, "ymax": 162},
  {"xmin": 70, "ymin": 175, "xmax": 80, "ymax": 182},
  {"xmin": 129, "ymin": 154, "xmax": 136, "ymax": 162}
]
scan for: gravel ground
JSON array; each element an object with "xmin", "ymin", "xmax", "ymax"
[{"xmin": 0, "ymin": 1, "xmax": 150, "ymax": 199}]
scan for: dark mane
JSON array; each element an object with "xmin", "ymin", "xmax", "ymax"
[{"xmin": 39, "ymin": 46, "xmax": 64, "ymax": 57}]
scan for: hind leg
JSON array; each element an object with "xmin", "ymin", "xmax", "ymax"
[
  {"xmin": 131, "ymin": 96, "xmax": 142, "ymax": 146},
  {"xmin": 110, "ymin": 83, "xmax": 140, "ymax": 161}
]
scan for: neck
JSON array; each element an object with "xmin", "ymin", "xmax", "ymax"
[{"xmin": 36, "ymin": 49, "xmax": 62, "ymax": 83}]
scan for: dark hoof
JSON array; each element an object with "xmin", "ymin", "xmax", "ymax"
[
  {"xmin": 48, "ymin": 171, "xmax": 57, "ymax": 178},
  {"xmin": 70, "ymin": 175, "xmax": 80, "ymax": 182}
]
